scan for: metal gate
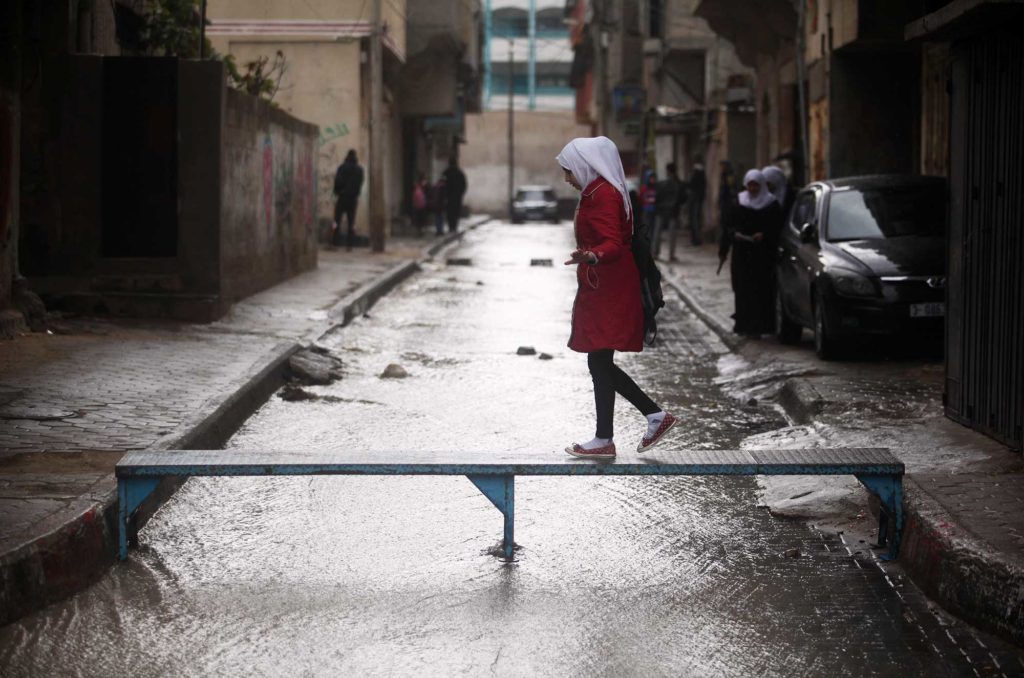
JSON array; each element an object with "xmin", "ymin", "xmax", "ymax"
[{"xmin": 945, "ymin": 31, "xmax": 1024, "ymax": 451}]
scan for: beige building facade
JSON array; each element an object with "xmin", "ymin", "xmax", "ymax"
[{"xmin": 207, "ymin": 0, "xmax": 408, "ymax": 241}]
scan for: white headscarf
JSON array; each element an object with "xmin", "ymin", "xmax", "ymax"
[
  {"xmin": 738, "ymin": 169, "xmax": 775, "ymax": 210},
  {"xmin": 556, "ymin": 136, "xmax": 632, "ymax": 224},
  {"xmin": 761, "ymin": 165, "xmax": 787, "ymax": 205}
]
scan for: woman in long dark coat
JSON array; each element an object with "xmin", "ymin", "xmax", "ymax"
[
  {"xmin": 718, "ymin": 169, "xmax": 783, "ymax": 336},
  {"xmin": 557, "ymin": 137, "xmax": 677, "ymax": 459}
]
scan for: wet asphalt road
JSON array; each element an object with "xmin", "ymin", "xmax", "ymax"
[{"xmin": 2, "ymin": 223, "xmax": 1021, "ymax": 677}]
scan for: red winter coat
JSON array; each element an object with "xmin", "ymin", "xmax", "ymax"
[{"xmin": 568, "ymin": 179, "xmax": 644, "ymax": 353}]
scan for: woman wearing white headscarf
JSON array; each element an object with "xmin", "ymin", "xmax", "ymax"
[
  {"xmin": 718, "ymin": 169, "xmax": 784, "ymax": 336},
  {"xmin": 556, "ymin": 136, "xmax": 677, "ymax": 459},
  {"xmin": 761, "ymin": 165, "xmax": 793, "ymax": 216}
]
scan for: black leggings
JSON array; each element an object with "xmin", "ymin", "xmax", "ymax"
[{"xmin": 588, "ymin": 350, "xmax": 660, "ymax": 439}]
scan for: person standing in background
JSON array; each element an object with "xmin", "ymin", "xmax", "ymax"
[
  {"xmin": 718, "ymin": 169, "xmax": 783, "ymax": 337},
  {"xmin": 657, "ymin": 162, "xmax": 686, "ymax": 261},
  {"xmin": 639, "ymin": 172, "xmax": 659, "ymax": 255},
  {"xmin": 332, "ymin": 150, "xmax": 364, "ymax": 251},
  {"xmin": 443, "ymin": 158, "xmax": 468, "ymax": 233},
  {"xmin": 762, "ymin": 165, "xmax": 794, "ymax": 218},
  {"xmin": 687, "ymin": 163, "xmax": 707, "ymax": 246}
]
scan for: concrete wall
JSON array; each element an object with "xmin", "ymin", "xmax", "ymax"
[
  {"xmin": 461, "ymin": 109, "xmax": 591, "ymax": 214},
  {"xmin": 830, "ymin": 50, "xmax": 918, "ymax": 177},
  {"xmin": 216, "ymin": 40, "xmax": 366, "ymax": 237},
  {"xmin": 24, "ymin": 56, "xmax": 318, "ymax": 321},
  {"xmin": 221, "ymin": 87, "xmax": 319, "ymax": 304}
]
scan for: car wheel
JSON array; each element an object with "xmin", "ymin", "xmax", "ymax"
[
  {"xmin": 776, "ymin": 289, "xmax": 802, "ymax": 345},
  {"xmin": 813, "ymin": 290, "xmax": 841, "ymax": 360}
]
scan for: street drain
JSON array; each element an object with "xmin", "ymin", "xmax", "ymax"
[
  {"xmin": 446, "ymin": 257, "xmax": 472, "ymax": 266},
  {"xmin": 530, "ymin": 258, "xmax": 553, "ymax": 267}
]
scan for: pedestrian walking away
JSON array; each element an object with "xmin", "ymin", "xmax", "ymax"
[
  {"xmin": 333, "ymin": 150, "xmax": 364, "ymax": 250},
  {"xmin": 656, "ymin": 162, "xmax": 686, "ymax": 260},
  {"xmin": 687, "ymin": 162, "xmax": 707, "ymax": 246},
  {"xmin": 443, "ymin": 158, "xmax": 467, "ymax": 233},
  {"xmin": 556, "ymin": 136, "xmax": 678, "ymax": 459},
  {"xmin": 718, "ymin": 169, "xmax": 784, "ymax": 337}
]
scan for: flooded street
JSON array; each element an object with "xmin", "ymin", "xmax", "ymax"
[{"xmin": 1, "ymin": 224, "xmax": 1015, "ymax": 676}]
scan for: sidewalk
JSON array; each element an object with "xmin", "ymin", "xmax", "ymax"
[
  {"xmin": 660, "ymin": 242, "xmax": 1024, "ymax": 646},
  {"xmin": 0, "ymin": 217, "xmax": 489, "ymax": 627}
]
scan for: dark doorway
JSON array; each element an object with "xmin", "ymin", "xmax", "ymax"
[{"xmin": 102, "ymin": 57, "xmax": 178, "ymax": 258}]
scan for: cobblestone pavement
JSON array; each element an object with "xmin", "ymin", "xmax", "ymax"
[
  {"xmin": 661, "ymin": 240, "xmax": 1024, "ymax": 645},
  {"xmin": 0, "ymin": 229, "xmax": 478, "ymax": 597}
]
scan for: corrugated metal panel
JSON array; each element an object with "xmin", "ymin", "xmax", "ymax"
[{"xmin": 946, "ymin": 31, "xmax": 1024, "ymax": 452}]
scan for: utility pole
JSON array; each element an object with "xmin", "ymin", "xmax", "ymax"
[
  {"xmin": 199, "ymin": 0, "xmax": 207, "ymax": 58},
  {"xmin": 368, "ymin": 0, "xmax": 385, "ymax": 252},
  {"xmin": 508, "ymin": 38, "xmax": 515, "ymax": 218}
]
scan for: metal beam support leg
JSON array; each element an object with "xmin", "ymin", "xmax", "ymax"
[
  {"xmin": 467, "ymin": 474, "xmax": 515, "ymax": 560},
  {"xmin": 117, "ymin": 477, "xmax": 162, "ymax": 560},
  {"xmin": 855, "ymin": 474, "xmax": 904, "ymax": 561}
]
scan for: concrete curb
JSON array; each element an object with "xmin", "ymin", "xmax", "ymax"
[
  {"xmin": 662, "ymin": 274, "xmax": 743, "ymax": 351},
  {"xmin": 900, "ymin": 477, "xmax": 1024, "ymax": 645},
  {"xmin": 0, "ymin": 340, "xmax": 300, "ymax": 628},
  {"xmin": 0, "ymin": 217, "xmax": 493, "ymax": 627},
  {"xmin": 774, "ymin": 378, "xmax": 825, "ymax": 425}
]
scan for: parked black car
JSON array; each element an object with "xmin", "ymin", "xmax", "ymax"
[
  {"xmin": 511, "ymin": 185, "xmax": 559, "ymax": 224},
  {"xmin": 775, "ymin": 175, "xmax": 947, "ymax": 358}
]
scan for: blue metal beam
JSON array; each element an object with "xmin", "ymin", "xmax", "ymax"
[
  {"xmin": 467, "ymin": 474, "xmax": 515, "ymax": 560},
  {"xmin": 114, "ymin": 449, "xmax": 904, "ymax": 563},
  {"xmin": 117, "ymin": 477, "xmax": 162, "ymax": 560},
  {"xmin": 855, "ymin": 474, "xmax": 904, "ymax": 561}
]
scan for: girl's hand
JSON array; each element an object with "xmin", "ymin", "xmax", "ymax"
[
  {"xmin": 752, "ymin": 232, "xmax": 764, "ymax": 242},
  {"xmin": 565, "ymin": 249, "xmax": 597, "ymax": 265}
]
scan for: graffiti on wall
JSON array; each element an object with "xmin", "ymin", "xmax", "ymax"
[
  {"xmin": 318, "ymin": 122, "xmax": 350, "ymax": 147},
  {"xmin": 295, "ymin": 142, "xmax": 315, "ymax": 241}
]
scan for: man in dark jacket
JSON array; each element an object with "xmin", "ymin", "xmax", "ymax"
[
  {"xmin": 442, "ymin": 158, "xmax": 467, "ymax": 233},
  {"xmin": 656, "ymin": 163, "xmax": 686, "ymax": 261},
  {"xmin": 333, "ymin": 150, "xmax": 364, "ymax": 249}
]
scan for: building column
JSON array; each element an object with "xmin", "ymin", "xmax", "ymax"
[{"xmin": 528, "ymin": 0, "xmax": 536, "ymax": 110}]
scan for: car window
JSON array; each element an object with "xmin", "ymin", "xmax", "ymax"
[
  {"xmin": 826, "ymin": 184, "xmax": 946, "ymax": 241},
  {"xmin": 517, "ymin": 189, "xmax": 553, "ymax": 202},
  {"xmin": 790, "ymin": 191, "xmax": 817, "ymax": 233}
]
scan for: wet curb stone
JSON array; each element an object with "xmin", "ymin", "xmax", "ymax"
[
  {"xmin": 662, "ymin": 276, "xmax": 742, "ymax": 351},
  {"xmin": 665, "ymin": 269, "xmax": 1024, "ymax": 646},
  {"xmin": 900, "ymin": 478, "xmax": 1024, "ymax": 645},
  {"xmin": 0, "ymin": 217, "xmax": 489, "ymax": 627}
]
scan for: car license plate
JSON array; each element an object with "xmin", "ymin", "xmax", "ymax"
[{"xmin": 910, "ymin": 302, "xmax": 945, "ymax": 317}]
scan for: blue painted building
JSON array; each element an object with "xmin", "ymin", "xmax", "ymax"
[{"xmin": 484, "ymin": 0, "xmax": 574, "ymax": 111}]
